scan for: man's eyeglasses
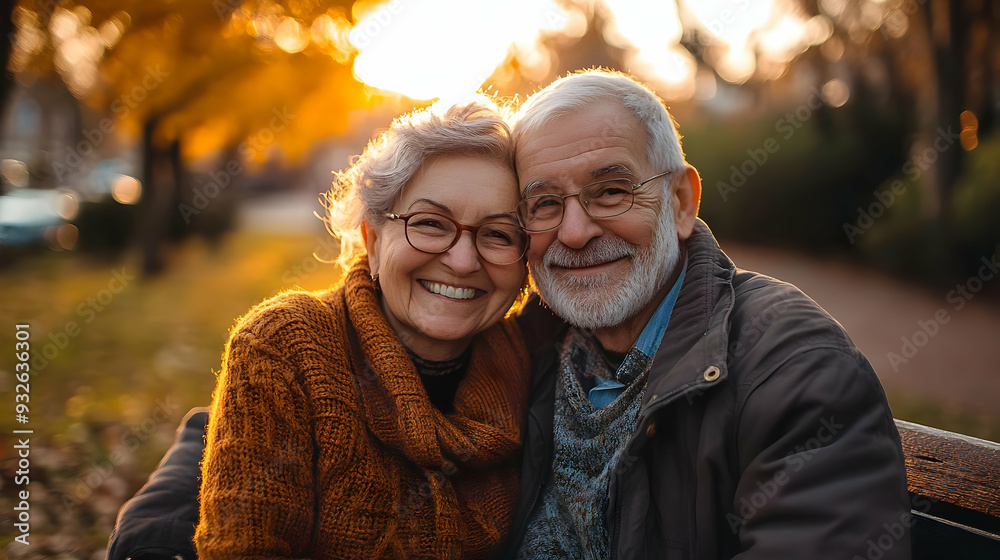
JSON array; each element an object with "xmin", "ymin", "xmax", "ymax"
[
  {"xmin": 383, "ymin": 212, "xmax": 528, "ymax": 265},
  {"xmin": 515, "ymin": 171, "xmax": 672, "ymax": 233}
]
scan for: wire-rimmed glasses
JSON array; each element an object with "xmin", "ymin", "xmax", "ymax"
[{"xmin": 515, "ymin": 171, "xmax": 672, "ymax": 233}]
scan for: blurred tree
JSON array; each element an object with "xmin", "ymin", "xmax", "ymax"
[
  {"xmin": 1, "ymin": 0, "xmax": 14, "ymax": 108},
  {"xmin": 9, "ymin": 0, "xmax": 374, "ymax": 273},
  {"xmin": 802, "ymin": 0, "xmax": 1000, "ymax": 279}
]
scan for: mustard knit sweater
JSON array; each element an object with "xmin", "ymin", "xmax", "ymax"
[{"xmin": 195, "ymin": 259, "xmax": 531, "ymax": 559}]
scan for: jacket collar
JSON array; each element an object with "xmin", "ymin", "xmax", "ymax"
[{"xmin": 642, "ymin": 219, "xmax": 736, "ymax": 408}]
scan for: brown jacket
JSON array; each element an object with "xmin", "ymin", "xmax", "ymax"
[{"xmin": 501, "ymin": 220, "xmax": 910, "ymax": 559}]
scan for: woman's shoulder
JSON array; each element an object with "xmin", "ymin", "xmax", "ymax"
[{"xmin": 231, "ymin": 286, "xmax": 345, "ymax": 343}]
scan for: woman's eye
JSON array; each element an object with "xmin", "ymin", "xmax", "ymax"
[
  {"xmin": 488, "ymin": 230, "xmax": 513, "ymax": 243},
  {"xmin": 413, "ymin": 219, "xmax": 445, "ymax": 229}
]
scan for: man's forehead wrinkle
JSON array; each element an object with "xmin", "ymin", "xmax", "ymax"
[{"xmin": 519, "ymin": 136, "xmax": 641, "ymax": 170}]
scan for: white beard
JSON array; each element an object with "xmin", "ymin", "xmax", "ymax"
[{"xmin": 531, "ymin": 201, "xmax": 681, "ymax": 330}]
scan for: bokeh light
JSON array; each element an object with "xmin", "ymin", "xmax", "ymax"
[
  {"xmin": 111, "ymin": 175, "xmax": 142, "ymax": 205},
  {"xmin": 55, "ymin": 191, "xmax": 81, "ymax": 220}
]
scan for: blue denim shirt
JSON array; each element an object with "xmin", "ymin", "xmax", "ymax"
[{"xmin": 589, "ymin": 263, "xmax": 686, "ymax": 408}]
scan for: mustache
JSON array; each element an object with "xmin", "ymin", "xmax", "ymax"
[{"xmin": 542, "ymin": 236, "xmax": 636, "ymax": 268}]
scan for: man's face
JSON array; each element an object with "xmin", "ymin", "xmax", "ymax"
[{"xmin": 516, "ymin": 100, "xmax": 680, "ymax": 329}]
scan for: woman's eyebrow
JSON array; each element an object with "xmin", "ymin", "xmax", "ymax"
[
  {"xmin": 406, "ymin": 198, "xmax": 452, "ymax": 213},
  {"xmin": 407, "ymin": 199, "xmax": 517, "ymax": 222}
]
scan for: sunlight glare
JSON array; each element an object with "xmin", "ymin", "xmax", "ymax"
[
  {"xmin": 350, "ymin": 0, "xmax": 572, "ymax": 101},
  {"xmin": 685, "ymin": 0, "xmax": 773, "ymax": 51},
  {"xmin": 602, "ymin": 0, "xmax": 683, "ymax": 48},
  {"xmin": 275, "ymin": 17, "xmax": 309, "ymax": 53},
  {"xmin": 627, "ymin": 45, "xmax": 697, "ymax": 100},
  {"xmin": 758, "ymin": 16, "xmax": 807, "ymax": 63},
  {"xmin": 714, "ymin": 47, "xmax": 756, "ymax": 84},
  {"xmin": 600, "ymin": 0, "xmax": 695, "ymax": 99}
]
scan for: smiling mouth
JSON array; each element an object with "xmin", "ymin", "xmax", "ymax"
[{"xmin": 419, "ymin": 280, "xmax": 481, "ymax": 300}]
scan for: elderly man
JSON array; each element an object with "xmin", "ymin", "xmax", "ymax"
[
  {"xmin": 108, "ymin": 70, "xmax": 910, "ymax": 560},
  {"xmin": 500, "ymin": 70, "xmax": 910, "ymax": 559}
]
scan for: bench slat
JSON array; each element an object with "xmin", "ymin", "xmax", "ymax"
[{"xmin": 895, "ymin": 419, "xmax": 1000, "ymax": 519}]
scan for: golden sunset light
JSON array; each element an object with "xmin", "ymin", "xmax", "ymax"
[
  {"xmin": 347, "ymin": 0, "xmax": 821, "ymax": 100},
  {"xmin": 350, "ymin": 0, "xmax": 572, "ymax": 101}
]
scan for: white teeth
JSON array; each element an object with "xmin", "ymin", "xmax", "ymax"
[{"xmin": 420, "ymin": 281, "xmax": 477, "ymax": 300}]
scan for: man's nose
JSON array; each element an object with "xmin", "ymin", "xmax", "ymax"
[
  {"xmin": 557, "ymin": 196, "xmax": 603, "ymax": 249},
  {"xmin": 439, "ymin": 231, "xmax": 483, "ymax": 275}
]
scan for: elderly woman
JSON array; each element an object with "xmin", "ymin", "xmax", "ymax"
[{"xmin": 109, "ymin": 99, "xmax": 535, "ymax": 560}]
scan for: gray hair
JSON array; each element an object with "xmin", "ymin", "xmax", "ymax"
[
  {"xmin": 512, "ymin": 69, "xmax": 686, "ymax": 177},
  {"xmin": 322, "ymin": 98, "xmax": 515, "ymax": 271}
]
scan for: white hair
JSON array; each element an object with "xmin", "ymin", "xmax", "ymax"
[
  {"xmin": 322, "ymin": 98, "xmax": 515, "ymax": 271},
  {"xmin": 512, "ymin": 69, "xmax": 687, "ymax": 176}
]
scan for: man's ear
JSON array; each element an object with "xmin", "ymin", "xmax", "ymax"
[
  {"xmin": 362, "ymin": 219, "xmax": 380, "ymax": 276},
  {"xmin": 673, "ymin": 165, "xmax": 702, "ymax": 240}
]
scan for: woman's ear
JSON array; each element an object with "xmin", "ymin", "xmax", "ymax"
[{"xmin": 362, "ymin": 219, "xmax": 380, "ymax": 277}]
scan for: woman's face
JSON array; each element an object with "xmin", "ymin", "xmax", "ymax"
[{"xmin": 364, "ymin": 155, "xmax": 526, "ymax": 360}]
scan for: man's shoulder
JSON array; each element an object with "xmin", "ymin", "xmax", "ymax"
[{"xmin": 728, "ymin": 268, "xmax": 860, "ymax": 366}]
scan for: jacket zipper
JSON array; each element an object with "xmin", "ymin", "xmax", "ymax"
[
  {"xmin": 610, "ymin": 490, "xmax": 624, "ymax": 560},
  {"xmin": 608, "ymin": 378, "xmax": 722, "ymax": 559}
]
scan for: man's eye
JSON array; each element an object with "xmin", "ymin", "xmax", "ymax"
[
  {"xmin": 531, "ymin": 197, "xmax": 562, "ymax": 211},
  {"xmin": 592, "ymin": 182, "xmax": 630, "ymax": 197}
]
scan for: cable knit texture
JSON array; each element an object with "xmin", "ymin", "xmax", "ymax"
[
  {"xmin": 195, "ymin": 257, "xmax": 531, "ymax": 560},
  {"xmin": 516, "ymin": 327, "xmax": 648, "ymax": 559}
]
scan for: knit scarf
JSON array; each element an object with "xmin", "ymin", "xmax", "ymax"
[
  {"xmin": 196, "ymin": 258, "xmax": 531, "ymax": 560},
  {"xmin": 335, "ymin": 258, "xmax": 531, "ymax": 558},
  {"xmin": 517, "ymin": 326, "xmax": 649, "ymax": 559}
]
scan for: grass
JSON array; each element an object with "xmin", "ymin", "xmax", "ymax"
[
  {"xmin": 2, "ymin": 231, "xmax": 342, "ymax": 444},
  {"xmin": 0, "ymin": 230, "xmax": 342, "ymax": 556}
]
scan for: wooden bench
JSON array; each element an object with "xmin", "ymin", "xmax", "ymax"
[{"xmin": 896, "ymin": 419, "xmax": 1000, "ymax": 559}]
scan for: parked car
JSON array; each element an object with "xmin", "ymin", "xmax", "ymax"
[{"xmin": 0, "ymin": 187, "xmax": 76, "ymax": 248}]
